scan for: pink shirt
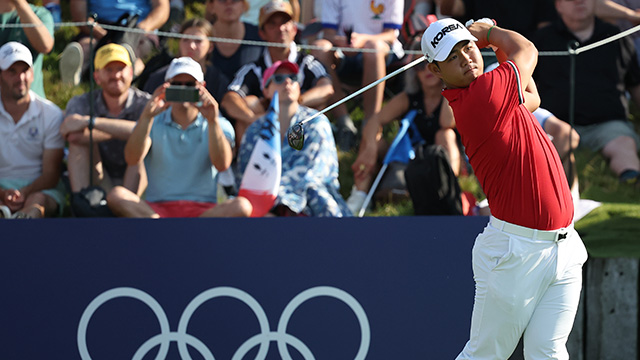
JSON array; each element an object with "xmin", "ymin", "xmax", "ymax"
[{"xmin": 443, "ymin": 61, "xmax": 573, "ymax": 230}]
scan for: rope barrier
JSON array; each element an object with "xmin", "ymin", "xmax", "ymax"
[{"xmin": 3, "ymin": 20, "xmax": 640, "ymax": 57}]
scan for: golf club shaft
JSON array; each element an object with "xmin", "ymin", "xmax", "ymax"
[
  {"xmin": 299, "ymin": 55, "xmax": 428, "ymax": 126},
  {"xmin": 358, "ymin": 163, "xmax": 389, "ymax": 217}
]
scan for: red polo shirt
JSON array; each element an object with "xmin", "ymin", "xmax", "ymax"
[{"xmin": 443, "ymin": 61, "xmax": 573, "ymax": 230}]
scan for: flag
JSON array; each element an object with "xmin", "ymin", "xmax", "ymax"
[
  {"xmin": 383, "ymin": 110, "xmax": 418, "ymax": 164},
  {"xmin": 238, "ymin": 92, "xmax": 282, "ymax": 217}
]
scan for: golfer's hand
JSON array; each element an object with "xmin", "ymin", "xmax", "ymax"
[{"xmin": 466, "ymin": 18, "xmax": 495, "ymax": 49}]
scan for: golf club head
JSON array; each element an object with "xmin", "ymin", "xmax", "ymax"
[{"xmin": 287, "ymin": 123, "xmax": 304, "ymax": 150}]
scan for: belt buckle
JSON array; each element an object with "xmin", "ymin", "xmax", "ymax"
[{"xmin": 556, "ymin": 230, "xmax": 568, "ymax": 242}]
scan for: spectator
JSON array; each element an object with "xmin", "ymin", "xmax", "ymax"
[
  {"xmin": 240, "ymin": 0, "xmax": 299, "ymax": 26},
  {"xmin": 206, "ymin": 0, "xmax": 263, "ymax": 78},
  {"xmin": 0, "ymin": 0, "xmax": 54, "ymax": 98},
  {"xmin": 62, "ymin": 43, "xmax": 151, "ymax": 217},
  {"xmin": 143, "ymin": 18, "xmax": 229, "ymax": 102},
  {"xmin": 221, "ymin": 0, "xmax": 333, "ymax": 147},
  {"xmin": 348, "ymin": 49, "xmax": 462, "ymax": 214},
  {"xmin": 311, "ymin": 0, "xmax": 405, "ymax": 150},
  {"xmin": 107, "ymin": 57, "xmax": 252, "ymax": 218},
  {"xmin": 533, "ymin": 0, "xmax": 640, "ymax": 184},
  {"xmin": 440, "ymin": 0, "xmax": 556, "ymax": 39},
  {"xmin": 596, "ymin": 0, "xmax": 640, "ymax": 63},
  {"xmin": 59, "ymin": 0, "xmax": 170, "ymax": 86},
  {"xmin": 236, "ymin": 61, "xmax": 351, "ymax": 216},
  {"xmin": 0, "ymin": 42, "xmax": 64, "ymax": 219}
]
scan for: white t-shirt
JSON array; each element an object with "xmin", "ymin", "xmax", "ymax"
[
  {"xmin": 321, "ymin": 0, "xmax": 405, "ymax": 57},
  {"xmin": 0, "ymin": 90, "xmax": 64, "ymax": 181}
]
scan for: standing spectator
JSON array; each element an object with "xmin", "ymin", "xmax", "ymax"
[
  {"xmin": 0, "ymin": 0, "xmax": 54, "ymax": 98},
  {"xmin": 236, "ymin": 61, "xmax": 351, "ymax": 216},
  {"xmin": 221, "ymin": 0, "xmax": 333, "ymax": 147},
  {"xmin": 206, "ymin": 0, "xmax": 263, "ymax": 78},
  {"xmin": 0, "ymin": 42, "xmax": 64, "ymax": 219},
  {"xmin": 533, "ymin": 0, "xmax": 640, "ymax": 184},
  {"xmin": 311, "ymin": 0, "xmax": 405, "ymax": 150},
  {"xmin": 59, "ymin": 0, "xmax": 170, "ymax": 86},
  {"xmin": 61, "ymin": 43, "xmax": 151, "ymax": 217},
  {"xmin": 143, "ymin": 18, "xmax": 229, "ymax": 102},
  {"xmin": 107, "ymin": 57, "xmax": 252, "ymax": 218}
]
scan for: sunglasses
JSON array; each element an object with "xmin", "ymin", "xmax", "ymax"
[
  {"xmin": 267, "ymin": 73, "xmax": 299, "ymax": 87},
  {"xmin": 170, "ymin": 81, "xmax": 196, "ymax": 87}
]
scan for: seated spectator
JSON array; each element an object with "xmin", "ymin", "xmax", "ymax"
[
  {"xmin": 206, "ymin": 0, "xmax": 263, "ymax": 78},
  {"xmin": 533, "ymin": 108, "xmax": 581, "ymax": 194},
  {"xmin": 143, "ymin": 18, "xmax": 229, "ymax": 102},
  {"xmin": 311, "ymin": 0, "xmax": 405, "ymax": 150},
  {"xmin": 221, "ymin": 0, "xmax": 333, "ymax": 148},
  {"xmin": 62, "ymin": 43, "xmax": 150, "ymax": 217},
  {"xmin": 240, "ymin": 0, "xmax": 299, "ymax": 26},
  {"xmin": 0, "ymin": 42, "xmax": 64, "ymax": 219},
  {"xmin": 59, "ymin": 0, "xmax": 170, "ymax": 86},
  {"xmin": 107, "ymin": 57, "xmax": 252, "ymax": 217},
  {"xmin": 348, "ymin": 51, "xmax": 463, "ymax": 215},
  {"xmin": 533, "ymin": 0, "xmax": 640, "ymax": 184},
  {"xmin": 236, "ymin": 61, "xmax": 351, "ymax": 216},
  {"xmin": 0, "ymin": 0, "xmax": 54, "ymax": 98}
]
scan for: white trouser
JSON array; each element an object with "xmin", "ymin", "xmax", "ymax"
[{"xmin": 456, "ymin": 216, "xmax": 588, "ymax": 360}]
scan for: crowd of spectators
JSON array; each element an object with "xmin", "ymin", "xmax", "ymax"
[{"xmin": 1, "ymin": 0, "xmax": 640, "ymax": 218}]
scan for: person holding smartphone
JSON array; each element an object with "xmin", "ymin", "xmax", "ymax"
[{"xmin": 106, "ymin": 57, "xmax": 252, "ymax": 217}]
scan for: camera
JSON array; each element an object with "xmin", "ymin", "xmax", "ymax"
[{"xmin": 165, "ymin": 85, "xmax": 200, "ymax": 103}]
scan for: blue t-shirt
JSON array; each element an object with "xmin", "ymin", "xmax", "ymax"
[
  {"xmin": 89, "ymin": 0, "xmax": 151, "ymax": 23},
  {"xmin": 144, "ymin": 109, "xmax": 235, "ymax": 203}
]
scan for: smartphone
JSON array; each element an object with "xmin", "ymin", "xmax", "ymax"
[{"xmin": 165, "ymin": 85, "xmax": 200, "ymax": 103}]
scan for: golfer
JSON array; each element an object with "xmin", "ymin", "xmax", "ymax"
[{"xmin": 422, "ymin": 18, "xmax": 588, "ymax": 359}]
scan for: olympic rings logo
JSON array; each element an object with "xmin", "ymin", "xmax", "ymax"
[{"xmin": 77, "ymin": 286, "xmax": 370, "ymax": 360}]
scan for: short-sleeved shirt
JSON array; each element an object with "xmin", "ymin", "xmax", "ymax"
[
  {"xmin": 236, "ymin": 105, "xmax": 351, "ymax": 217},
  {"xmin": 227, "ymin": 43, "xmax": 329, "ymax": 98},
  {"xmin": 64, "ymin": 88, "xmax": 151, "ymax": 179},
  {"xmin": 533, "ymin": 18, "xmax": 640, "ymax": 126},
  {"xmin": 211, "ymin": 22, "xmax": 263, "ymax": 78},
  {"xmin": 442, "ymin": 61, "xmax": 573, "ymax": 230},
  {"xmin": 321, "ymin": 0, "xmax": 405, "ymax": 58},
  {"xmin": 144, "ymin": 109, "xmax": 235, "ymax": 203},
  {"xmin": 143, "ymin": 62, "xmax": 230, "ymax": 103},
  {"xmin": 0, "ymin": 5, "xmax": 54, "ymax": 98},
  {"xmin": 88, "ymin": 0, "xmax": 151, "ymax": 23},
  {"xmin": 0, "ymin": 90, "xmax": 64, "ymax": 181}
]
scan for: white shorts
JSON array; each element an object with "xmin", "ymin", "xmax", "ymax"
[{"xmin": 456, "ymin": 216, "xmax": 588, "ymax": 360}]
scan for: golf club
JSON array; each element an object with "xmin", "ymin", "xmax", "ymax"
[{"xmin": 287, "ymin": 55, "xmax": 428, "ymax": 150}]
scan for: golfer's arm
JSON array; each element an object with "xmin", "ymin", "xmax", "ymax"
[{"xmin": 488, "ymin": 27, "xmax": 538, "ymax": 91}]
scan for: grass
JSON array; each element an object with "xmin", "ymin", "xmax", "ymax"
[{"xmin": 42, "ymin": 12, "xmax": 640, "ymax": 257}]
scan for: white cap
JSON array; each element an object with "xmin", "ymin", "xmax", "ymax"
[
  {"xmin": 165, "ymin": 56, "xmax": 204, "ymax": 82},
  {"xmin": 0, "ymin": 41, "xmax": 33, "ymax": 70},
  {"xmin": 421, "ymin": 18, "xmax": 477, "ymax": 63}
]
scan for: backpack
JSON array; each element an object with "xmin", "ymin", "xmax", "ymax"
[{"xmin": 404, "ymin": 144, "xmax": 463, "ymax": 215}]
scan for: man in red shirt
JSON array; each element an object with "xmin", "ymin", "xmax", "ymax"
[{"xmin": 422, "ymin": 18, "xmax": 588, "ymax": 359}]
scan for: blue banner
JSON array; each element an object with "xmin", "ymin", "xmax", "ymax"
[{"xmin": 0, "ymin": 216, "xmax": 488, "ymax": 359}]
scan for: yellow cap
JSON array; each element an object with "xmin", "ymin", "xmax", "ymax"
[{"xmin": 94, "ymin": 43, "xmax": 132, "ymax": 70}]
